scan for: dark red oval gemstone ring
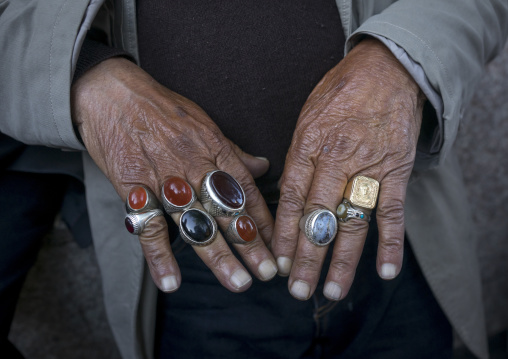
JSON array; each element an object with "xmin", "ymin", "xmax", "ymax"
[{"xmin": 209, "ymin": 171, "xmax": 244, "ymax": 209}]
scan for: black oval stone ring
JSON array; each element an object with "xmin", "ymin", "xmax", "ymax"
[
  {"xmin": 125, "ymin": 209, "xmax": 164, "ymax": 235},
  {"xmin": 200, "ymin": 170, "xmax": 246, "ymax": 217},
  {"xmin": 298, "ymin": 209, "xmax": 338, "ymax": 246},
  {"xmin": 179, "ymin": 208, "xmax": 218, "ymax": 246}
]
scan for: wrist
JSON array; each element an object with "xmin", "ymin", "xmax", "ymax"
[{"xmin": 346, "ymin": 38, "xmax": 426, "ymax": 105}]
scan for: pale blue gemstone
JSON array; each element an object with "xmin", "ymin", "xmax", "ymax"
[{"xmin": 312, "ymin": 212, "xmax": 337, "ymax": 245}]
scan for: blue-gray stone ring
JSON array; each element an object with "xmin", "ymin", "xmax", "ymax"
[
  {"xmin": 336, "ymin": 200, "xmax": 371, "ymax": 223},
  {"xmin": 299, "ymin": 209, "xmax": 338, "ymax": 246}
]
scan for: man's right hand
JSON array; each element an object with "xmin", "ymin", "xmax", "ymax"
[{"xmin": 71, "ymin": 57, "xmax": 277, "ymax": 293}]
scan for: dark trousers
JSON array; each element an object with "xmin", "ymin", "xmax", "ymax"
[
  {"xmin": 155, "ymin": 208, "xmax": 453, "ymax": 359},
  {"xmin": 0, "ymin": 171, "xmax": 69, "ymax": 358}
]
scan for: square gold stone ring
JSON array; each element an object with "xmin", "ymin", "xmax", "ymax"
[{"xmin": 343, "ymin": 176, "xmax": 379, "ymax": 210}]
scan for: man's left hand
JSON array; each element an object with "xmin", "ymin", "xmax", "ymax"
[{"xmin": 271, "ymin": 38, "xmax": 426, "ymax": 301}]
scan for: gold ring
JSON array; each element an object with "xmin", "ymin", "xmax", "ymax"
[{"xmin": 343, "ymin": 175, "xmax": 379, "ymax": 210}]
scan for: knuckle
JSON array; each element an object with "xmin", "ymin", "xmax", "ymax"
[
  {"xmin": 279, "ymin": 187, "xmax": 306, "ymax": 214},
  {"xmin": 379, "ymin": 237, "xmax": 404, "ymax": 255},
  {"xmin": 138, "ymin": 220, "xmax": 171, "ymax": 271},
  {"xmin": 329, "ymin": 257, "xmax": 356, "ymax": 277},
  {"xmin": 146, "ymin": 248, "xmax": 171, "ymax": 272},
  {"xmin": 205, "ymin": 128, "xmax": 229, "ymax": 156},
  {"xmin": 214, "ymin": 143, "xmax": 234, "ymax": 163},
  {"xmin": 339, "ymin": 221, "xmax": 369, "ymax": 237},
  {"xmin": 117, "ymin": 154, "xmax": 152, "ymax": 184},
  {"xmin": 238, "ymin": 239, "xmax": 264, "ymax": 257},
  {"xmin": 139, "ymin": 217, "xmax": 167, "ymax": 240},
  {"xmin": 377, "ymin": 198, "xmax": 405, "ymax": 226},
  {"xmin": 169, "ymin": 130, "xmax": 194, "ymax": 155},
  {"xmin": 208, "ymin": 247, "xmax": 233, "ymax": 272},
  {"xmin": 296, "ymin": 256, "xmax": 322, "ymax": 273},
  {"xmin": 242, "ymin": 182, "xmax": 260, "ymax": 201}
]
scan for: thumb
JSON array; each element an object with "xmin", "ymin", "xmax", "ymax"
[{"xmin": 230, "ymin": 142, "xmax": 270, "ymax": 179}]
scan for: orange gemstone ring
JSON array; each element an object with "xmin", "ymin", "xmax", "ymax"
[
  {"xmin": 126, "ymin": 185, "xmax": 161, "ymax": 214},
  {"xmin": 225, "ymin": 215, "xmax": 258, "ymax": 244},
  {"xmin": 162, "ymin": 177, "xmax": 197, "ymax": 214}
]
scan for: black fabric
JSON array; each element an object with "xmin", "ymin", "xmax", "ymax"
[
  {"xmin": 136, "ymin": 0, "xmax": 346, "ymax": 200},
  {"xmin": 0, "ymin": 133, "xmax": 25, "ymax": 170},
  {"xmin": 73, "ymin": 37, "xmax": 134, "ymax": 83}
]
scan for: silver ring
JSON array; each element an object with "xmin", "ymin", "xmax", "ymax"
[
  {"xmin": 125, "ymin": 185, "xmax": 161, "ymax": 213},
  {"xmin": 225, "ymin": 215, "xmax": 258, "ymax": 244},
  {"xmin": 125, "ymin": 209, "xmax": 164, "ymax": 235},
  {"xmin": 201, "ymin": 170, "xmax": 246, "ymax": 217},
  {"xmin": 179, "ymin": 208, "xmax": 218, "ymax": 246},
  {"xmin": 336, "ymin": 200, "xmax": 371, "ymax": 223},
  {"xmin": 298, "ymin": 209, "xmax": 338, "ymax": 246},
  {"xmin": 161, "ymin": 177, "xmax": 196, "ymax": 214}
]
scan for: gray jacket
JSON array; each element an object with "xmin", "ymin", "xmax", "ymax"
[{"xmin": 1, "ymin": 0, "xmax": 507, "ymax": 358}]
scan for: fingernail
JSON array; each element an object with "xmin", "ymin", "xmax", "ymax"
[
  {"xmin": 258, "ymin": 259, "xmax": 278, "ymax": 281},
  {"xmin": 277, "ymin": 257, "xmax": 293, "ymax": 276},
  {"xmin": 160, "ymin": 275, "xmax": 178, "ymax": 292},
  {"xmin": 230, "ymin": 269, "xmax": 252, "ymax": 289},
  {"xmin": 290, "ymin": 280, "xmax": 311, "ymax": 300},
  {"xmin": 380, "ymin": 263, "xmax": 397, "ymax": 280},
  {"xmin": 323, "ymin": 281, "xmax": 342, "ymax": 301},
  {"xmin": 255, "ymin": 156, "xmax": 269, "ymax": 162}
]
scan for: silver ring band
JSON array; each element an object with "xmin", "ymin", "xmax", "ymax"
[
  {"xmin": 336, "ymin": 200, "xmax": 371, "ymax": 223},
  {"xmin": 179, "ymin": 208, "xmax": 218, "ymax": 246},
  {"xmin": 299, "ymin": 209, "xmax": 338, "ymax": 246},
  {"xmin": 201, "ymin": 170, "xmax": 246, "ymax": 217},
  {"xmin": 125, "ymin": 209, "xmax": 164, "ymax": 235}
]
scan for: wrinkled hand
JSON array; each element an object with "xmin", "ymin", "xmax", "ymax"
[
  {"xmin": 71, "ymin": 58, "xmax": 277, "ymax": 293},
  {"xmin": 272, "ymin": 38, "xmax": 426, "ymax": 301}
]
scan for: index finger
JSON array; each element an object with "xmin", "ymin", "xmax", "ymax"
[{"xmin": 271, "ymin": 151, "xmax": 315, "ymax": 276}]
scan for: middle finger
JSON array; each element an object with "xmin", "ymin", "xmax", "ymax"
[{"xmin": 288, "ymin": 160, "xmax": 345, "ymax": 300}]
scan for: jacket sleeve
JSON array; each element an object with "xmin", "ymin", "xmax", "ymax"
[
  {"xmin": 0, "ymin": 0, "xmax": 104, "ymax": 150},
  {"xmin": 344, "ymin": 0, "xmax": 508, "ymax": 168}
]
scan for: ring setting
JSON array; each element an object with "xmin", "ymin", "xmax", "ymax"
[
  {"xmin": 125, "ymin": 185, "xmax": 160, "ymax": 213},
  {"xmin": 225, "ymin": 215, "xmax": 258, "ymax": 244},
  {"xmin": 125, "ymin": 209, "xmax": 164, "ymax": 235},
  {"xmin": 343, "ymin": 175, "xmax": 379, "ymax": 210},
  {"xmin": 336, "ymin": 200, "xmax": 371, "ymax": 223},
  {"xmin": 179, "ymin": 208, "xmax": 218, "ymax": 246},
  {"xmin": 201, "ymin": 170, "xmax": 246, "ymax": 217},
  {"xmin": 299, "ymin": 209, "xmax": 338, "ymax": 246},
  {"xmin": 162, "ymin": 177, "xmax": 196, "ymax": 213}
]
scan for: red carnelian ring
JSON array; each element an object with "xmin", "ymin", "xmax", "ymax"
[
  {"xmin": 126, "ymin": 185, "xmax": 160, "ymax": 213},
  {"xmin": 162, "ymin": 177, "xmax": 196, "ymax": 214},
  {"xmin": 224, "ymin": 215, "xmax": 258, "ymax": 244}
]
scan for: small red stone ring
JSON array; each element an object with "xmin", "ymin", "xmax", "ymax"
[
  {"xmin": 225, "ymin": 215, "xmax": 258, "ymax": 244},
  {"xmin": 126, "ymin": 185, "xmax": 161, "ymax": 214},
  {"xmin": 161, "ymin": 177, "xmax": 197, "ymax": 214},
  {"xmin": 125, "ymin": 209, "xmax": 164, "ymax": 235},
  {"xmin": 201, "ymin": 170, "xmax": 246, "ymax": 217}
]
